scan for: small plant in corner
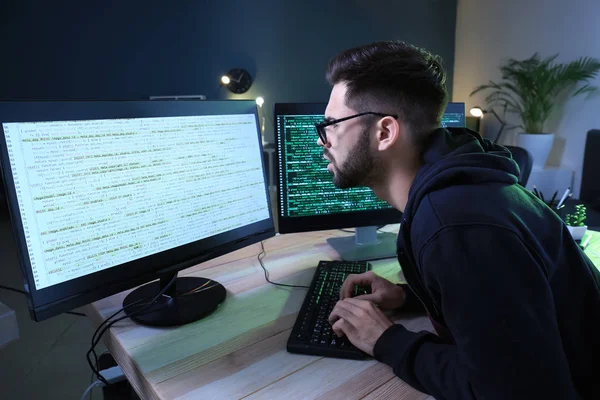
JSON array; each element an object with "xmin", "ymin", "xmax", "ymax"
[
  {"xmin": 564, "ymin": 204, "xmax": 587, "ymax": 240},
  {"xmin": 565, "ymin": 204, "xmax": 587, "ymax": 226}
]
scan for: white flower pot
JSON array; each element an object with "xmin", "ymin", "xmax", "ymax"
[
  {"xmin": 567, "ymin": 225, "xmax": 587, "ymax": 241},
  {"xmin": 515, "ymin": 133, "xmax": 555, "ymax": 168}
]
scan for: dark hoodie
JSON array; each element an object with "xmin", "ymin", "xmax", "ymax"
[{"xmin": 373, "ymin": 127, "xmax": 600, "ymax": 400}]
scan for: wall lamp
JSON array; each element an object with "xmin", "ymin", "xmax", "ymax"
[{"xmin": 469, "ymin": 106, "xmax": 506, "ymax": 144}]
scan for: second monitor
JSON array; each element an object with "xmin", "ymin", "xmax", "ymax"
[{"xmin": 275, "ymin": 102, "xmax": 465, "ymax": 261}]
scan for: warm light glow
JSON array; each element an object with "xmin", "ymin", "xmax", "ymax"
[
  {"xmin": 255, "ymin": 96, "xmax": 265, "ymax": 107},
  {"xmin": 470, "ymin": 107, "xmax": 483, "ymax": 118},
  {"xmin": 221, "ymin": 75, "xmax": 231, "ymax": 85}
]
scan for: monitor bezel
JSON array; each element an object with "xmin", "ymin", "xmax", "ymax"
[
  {"xmin": 0, "ymin": 100, "xmax": 275, "ymax": 321},
  {"xmin": 273, "ymin": 101, "xmax": 466, "ymax": 235}
]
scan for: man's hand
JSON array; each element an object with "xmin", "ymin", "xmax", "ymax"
[
  {"xmin": 340, "ymin": 271, "xmax": 406, "ymax": 310},
  {"xmin": 328, "ymin": 298, "xmax": 394, "ymax": 356}
]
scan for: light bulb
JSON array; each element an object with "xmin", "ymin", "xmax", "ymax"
[
  {"xmin": 470, "ymin": 107, "xmax": 483, "ymax": 118},
  {"xmin": 255, "ymin": 96, "xmax": 265, "ymax": 107},
  {"xmin": 221, "ymin": 75, "xmax": 231, "ymax": 85}
]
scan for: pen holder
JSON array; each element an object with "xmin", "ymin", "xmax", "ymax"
[{"xmin": 567, "ymin": 225, "xmax": 587, "ymax": 241}]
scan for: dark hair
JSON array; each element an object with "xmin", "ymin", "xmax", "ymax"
[{"xmin": 326, "ymin": 41, "xmax": 448, "ymax": 144}]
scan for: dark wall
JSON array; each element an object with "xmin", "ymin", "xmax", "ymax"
[{"xmin": 0, "ymin": 0, "xmax": 457, "ymax": 142}]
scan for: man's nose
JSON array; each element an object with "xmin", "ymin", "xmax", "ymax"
[{"xmin": 317, "ymin": 137, "xmax": 330, "ymax": 148}]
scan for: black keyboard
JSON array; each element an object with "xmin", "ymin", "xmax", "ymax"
[{"xmin": 286, "ymin": 260, "xmax": 372, "ymax": 360}]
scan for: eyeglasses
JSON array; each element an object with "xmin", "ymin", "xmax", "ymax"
[{"xmin": 315, "ymin": 112, "xmax": 398, "ymax": 145}]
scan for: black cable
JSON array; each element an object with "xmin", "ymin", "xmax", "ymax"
[
  {"xmin": 86, "ymin": 277, "xmax": 213, "ymax": 383},
  {"xmin": 0, "ymin": 284, "xmax": 85, "ymax": 317},
  {"xmin": 257, "ymin": 241, "xmax": 310, "ymax": 289},
  {"xmin": 86, "ymin": 273, "xmax": 178, "ymax": 385},
  {"xmin": 85, "ymin": 241, "xmax": 309, "ymax": 384},
  {"xmin": 0, "ymin": 284, "xmax": 26, "ymax": 294},
  {"xmin": 87, "ymin": 297, "xmax": 146, "ymax": 385},
  {"xmin": 68, "ymin": 311, "xmax": 86, "ymax": 316},
  {"xmin": 86, "ymin": 275, "xmax": 217, "ymax": 384},
  {"xmin": 87, "ymin": 302, "xmax": 142, "ymax": 385}
]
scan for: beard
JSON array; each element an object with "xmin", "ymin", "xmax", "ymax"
[{"xmin": 328, "ymin": 129, "xmax": 378, "ymax": 189}]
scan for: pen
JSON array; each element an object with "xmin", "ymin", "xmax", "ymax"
[
  {"xmin": 533, "ymin": 185, "xmax": 539, "ymax": 198},
  {"xmin": 549, "ymin": 190, "xmax": 558, "ymax": 206},
  {"xmin": 581, "ymin": 234, "xmax": 591, "ymax": 250},
  {"xmin": 556, "ymin": 187, "xmax": 571, "ymax": 209}
]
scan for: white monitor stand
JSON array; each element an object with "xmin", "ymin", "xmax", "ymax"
[{"xmin": 327, "ymin": 226, "xmax": 397, "ymax": 261}]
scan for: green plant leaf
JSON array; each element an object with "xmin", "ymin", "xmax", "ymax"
[
  {"xmin": 572, "ymin": 83, "xmax": 597, "ymax": 97},
  {"xmin": 470, "ymin": 53, "xmax": 600, "ymax": 134}
]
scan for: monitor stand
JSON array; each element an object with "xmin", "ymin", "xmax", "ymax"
[
  {"xmin": 327, "ymin": 226, "xmax": 397, "ymax": 262},
  {"xmin": 122, "ymin": 271, "xmax": 226, "ymax": 327}
]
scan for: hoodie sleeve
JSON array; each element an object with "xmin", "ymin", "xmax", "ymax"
[
  {"xmin": 373, "ymin": 225, "xmax": 580, "ymax": 400},
  {"xmin": 397, "ymin": 283, "xmax": 426, "ymax": 312}
]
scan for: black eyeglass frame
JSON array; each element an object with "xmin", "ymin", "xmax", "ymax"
[{"xmin": 315, "ymin": 112, "xmax": 398, "ymax": 144}]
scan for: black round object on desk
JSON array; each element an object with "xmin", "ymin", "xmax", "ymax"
[{"xmin": 123, "ymin": 276, "xmax": 226, "ymax": 327}]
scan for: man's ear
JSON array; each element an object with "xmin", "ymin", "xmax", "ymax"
[{"xmin": 375, "ymin": 116, "xmax": 402, "ymax": 151}]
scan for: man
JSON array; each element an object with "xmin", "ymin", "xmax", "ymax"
[{"xmin": 319, "ymin": 41, "xmax": 600, "ymax": 400}]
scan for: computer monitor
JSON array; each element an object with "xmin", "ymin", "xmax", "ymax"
[
  {"xmin": 0, "ymin": 100, "xmax": 274, "ymax": 326},
  {"xmin": 441, "ymin": 102, "xmax": 466, "ymax": 127},
  {"xmin": 275, "ymin": 102, "xmax": 465, "ymax": 261}
]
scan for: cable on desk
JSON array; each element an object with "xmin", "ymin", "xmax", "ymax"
[
  {"xmin": 0, "ymin": 284, "xmax": 86, "ymax": 316},
  {"xmin": 180, "ymin": 280, "xmax": 221, "ymax": 296},
  {"xmin": 86, "ymin": 243, "xmax": 311, "ymax": 384},
  {"xmin": 86, "ymin": 273, "xmax": 178, "ymax": 385},
  {"xmin": 86, "ymin": 273, "xmax": 222, "ymax": 385},
  {"xmin": 257, "ymin": 241, "xmax": 310, "ymax": 289}
]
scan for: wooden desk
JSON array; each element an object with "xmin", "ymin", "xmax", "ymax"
[
  {"xmin": 85, "ymin": 226, "xmax": 435, "ymax": 400},
  {"xmin": 85, "ymin": 228, "xmax": 600, "ymax": 400},
  {"xmin": 583, "ymin": 229, "xmax": 600, "ymax": 267}
]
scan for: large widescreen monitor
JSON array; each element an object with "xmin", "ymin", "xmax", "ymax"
[{"xmin": 0, "ymin": 100, "xmax": 274, "ymax": 326}]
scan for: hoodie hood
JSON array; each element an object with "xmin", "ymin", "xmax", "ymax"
[{"xmin": 403, "ymin": 127, "xmax": 520, "ymax": 222}]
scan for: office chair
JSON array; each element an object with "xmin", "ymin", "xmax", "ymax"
[
  {"xmin": 505, "ymin": 145, "xmax": 533, "ymax": 187},
  {"xmin": 580, "ymin": 129, "xmax": 600, "ymax": 209}
]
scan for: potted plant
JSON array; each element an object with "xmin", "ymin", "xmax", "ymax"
[
  {"xmin": 565, "ymin": 204, "xmax": 587, "ymax": 240},
  {"xmin": 470, "ymin": 53, "xmax": 600, "ymax": 168}
]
